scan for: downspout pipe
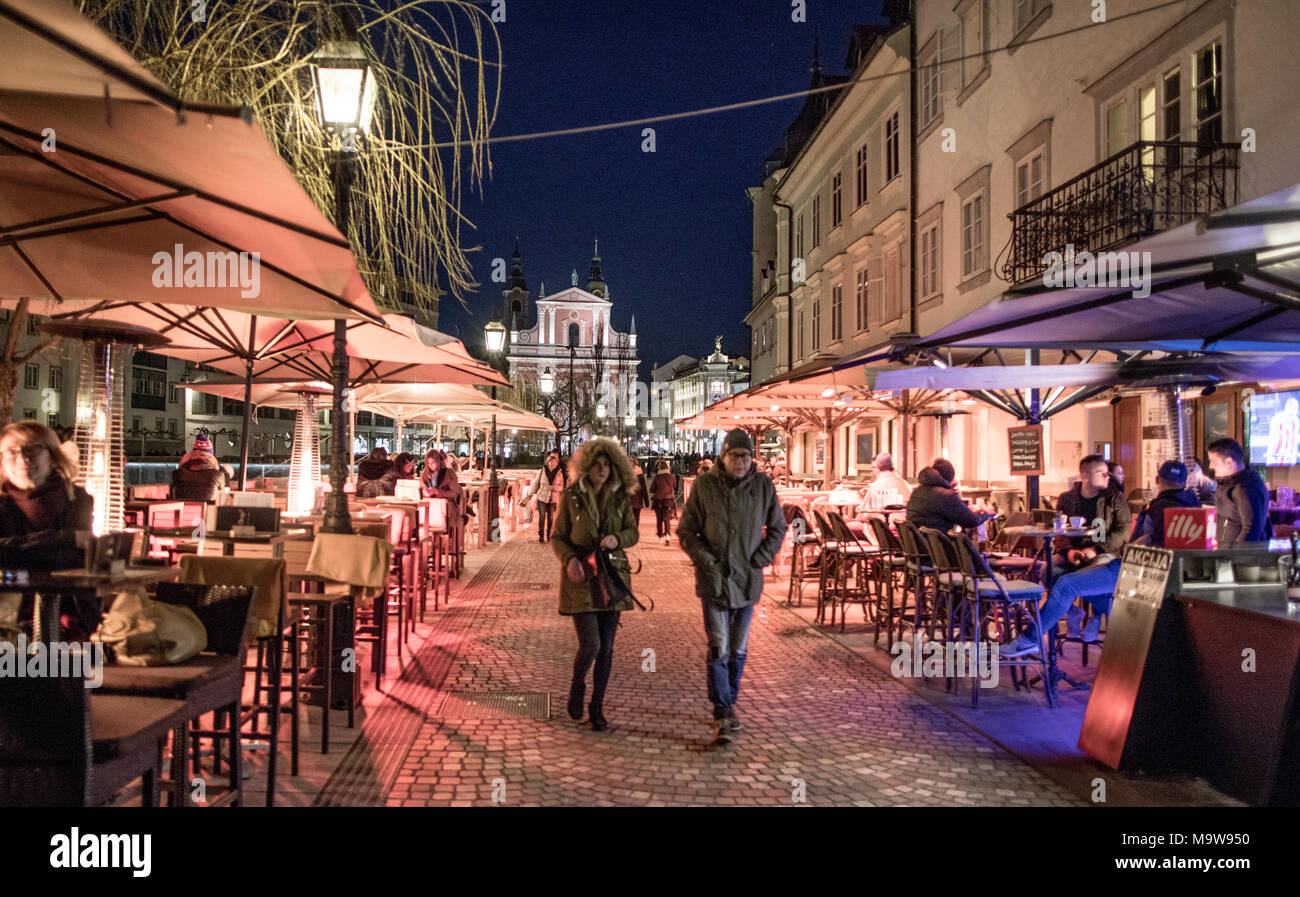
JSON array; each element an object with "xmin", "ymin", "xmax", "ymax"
[
  {"xmin": 908, "ymin": 5, "xmax": 919, "ymax": 336},
  {"xmin": 772, "ymin": 195, "xmax": 795, "ymax": 378}
]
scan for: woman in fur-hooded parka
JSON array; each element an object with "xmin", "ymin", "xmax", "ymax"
[{"xmin": 551, "ymin": 437, "xmax": 641, "ymax": 614}]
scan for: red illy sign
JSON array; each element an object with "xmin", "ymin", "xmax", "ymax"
[{"xmin": 1164, "ymin": 507, "xmax": 1217, "ymax": 549}]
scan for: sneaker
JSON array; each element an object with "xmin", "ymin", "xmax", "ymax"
[
  {"xmin": 1082, "ymin": 614, "xmax": 1102, "ymax": 643},
  {"xmin": 728, "ymin": 710, "xmax": 742, "ymax": 732},
  {"xmin": 713, "ymin": 718, "xmax": 735, "ymax": 746},
  {"xmin": 1066, "ymin": 605, "xmax": 1085, "ymax": 640},
  {"xmin": 1001, "ymin": 633, "xmax": 1041, "ymax": 658}
]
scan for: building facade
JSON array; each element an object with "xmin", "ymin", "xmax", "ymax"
[
  {"xmin": 502, "ymin": 244, "xmax": 641, "ymax": 444},
  {"xmin": 669, "ymin": 339, "xmax": 750, "ymax": 455},
  {"xmin": 745, "ymin": 0, "xmax": 1300, "ymax": 487}
]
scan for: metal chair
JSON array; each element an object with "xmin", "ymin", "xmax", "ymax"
[
  {"xmin": 811, "ymin": 509, "xmax": 842, "ymax": 625},
  {"xmin": 827, "ymin": 511, "xmax": 876, "ymax": 631},
  {"xmin": 895, "ymin": 521, "xmax": 938, "ymax": 644},
  {"xmin": 783, "ymin": 504, "xmax": 820, "ymax": 607},
  {"xmin": 866, "ymin": 516, "xmax": 908, "ymax": 646},
  {"xmin": 951, "ymin": 531, "xmax": 1055, "ymax": 708}
]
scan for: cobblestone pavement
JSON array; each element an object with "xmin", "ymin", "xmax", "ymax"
[{"xmin": 334, "ymin": 518, "xmax": 1084, "ymax": 807}]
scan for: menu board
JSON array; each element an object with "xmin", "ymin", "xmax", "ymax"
[
  {"xmin": 1007, "ymin": 424, "xmax": 1043, "ymax": 476},
  {"xmin": 1078, "ymin": 545, "xmax": 1174, "ymax": 768}
]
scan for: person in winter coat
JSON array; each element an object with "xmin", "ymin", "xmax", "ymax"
[
  {"xmin": 392, "ymin": 452, "xmax": 417, "ymax": 480},
  {"xmin": 552, "ymin": 437, "xmax": 641, "ymax": 732},
  {"xmin": 1133, "ymin": 460, "xmax": 1200, "ymax": 547},
  {"xmin": 905, "ymin": 459, "xmax": 986, "ymax": 533},
  {"xmin": 171, "ymin": 432, "xmax": 229, "ymax": 501},
  {"xmin": 678, "ymin": 429, "xmax": 787, "ymax": 745},
  {"xmin": 0, "ymin": 420, "xmax": 93, "ymax": 570},
  {"xmin": 355, "ymin": 447, "xmax": 396, "ymax": 498},
  {"xmin": 650, "ymin": 459, "xmax": 678, "ymax": 543},
  {"xmin": 530, "ymin": 449, "xmax": 565, "ymax": 543},
  {"xmin": 628, "ymin": 460, "xmax": 649, "ymax": 527},
  {"xmin": 1208, "ymin": 437, "xmax": 1272, "ymax": 545},
  {"xmin": 1054, "ymin": 453, "xmax": 1132, "ymax": 571}
]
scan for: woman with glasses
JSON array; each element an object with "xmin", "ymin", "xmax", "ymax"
[{"xmin": 0, "ymin": 420, "xmax": 92, "ymax": 569}]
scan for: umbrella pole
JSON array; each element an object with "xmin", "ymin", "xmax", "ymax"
[{"xmin": 238, "ymin": 315, "xmax": 257, "ymax": 491}]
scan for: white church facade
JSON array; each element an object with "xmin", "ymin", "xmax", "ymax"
[{"xmin": 501, "ymin": 243, "xmax": 641, "ymax": 424}]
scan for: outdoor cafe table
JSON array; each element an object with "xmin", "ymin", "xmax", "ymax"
[
  {"xmin": 145, "ymin": 527, "xmax": 310, "ymax": 557},
  {"xmin": 999, "ymin": 524, "xmax": 1094, "ymax": 694},
  {"xmin": 14, "ymin": 566, "xmax": 181, "ymax": 641}
]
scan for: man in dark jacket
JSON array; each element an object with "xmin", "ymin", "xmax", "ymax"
[
  {"xmin": 1133, "ymin": 460, "xmax": 1200, "ymax": 547},
  {"xmin": 1208, "ymin": 437, "xmax": 1272, "ymax": 545},
  {"xmin": 905, "ymin": 459, "xmax": 985, "ymax": 532},
  {"xmin": 1055, "ymin": 453, "xmax": 1132, "ymax": 571},
  {"xmin": 678, "ymin": 429, "xmax": 787, "ymax": 745}
]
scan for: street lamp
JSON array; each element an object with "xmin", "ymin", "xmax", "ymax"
[
  {"xmin": 311, "ymin": 13, "xmax": 376, "ymax": 535},
  {"xmin": 484, "ymin": 318, "xmax": 506, "ymax": 542}
]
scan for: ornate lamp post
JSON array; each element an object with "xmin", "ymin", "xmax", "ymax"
[
  {"xmin": 484, "ymin": 318, "xmax": 506, "ymax": 541},
  {"xmin": 310, "ymin": 15, "xmax": 377, "ymax": 534},
  {"xmin": 567, "ymin": 340, "xmax": 577, "ymax": 454},
  {"xmin": 539, "ymin": 367, "xmax": 555, "ymax": 451}
]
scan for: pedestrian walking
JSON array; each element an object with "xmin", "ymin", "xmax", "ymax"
[
  {"xmin": 629, "ymin": 459, "xmax": 648, "ymax": 528},
  {"xmin": 650, "ymin": 459, "xmax": 677, "ymax": 544},
  {"xmin": 530, "ymin": 449, "xmax": 565, "ymax": 542},
  {"xmin": 552, "ymin": 437, "xmax": 641, "ymax": 731},
  {"xmin": 677, "ymin": 429, "xmax": 787, "ymax": 745}
]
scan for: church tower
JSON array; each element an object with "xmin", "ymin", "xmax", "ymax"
[
  {"xmin": 502, "ymin": 240, "xmax": 532, "ymax": 331},
  {"xmin": 586, "ymin": 240, "xmax": 607, "ymax": 298}
]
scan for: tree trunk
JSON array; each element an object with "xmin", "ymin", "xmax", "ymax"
[{"xmin": 0, "ymin": 298, "xmax": 30, "ymax": 423}]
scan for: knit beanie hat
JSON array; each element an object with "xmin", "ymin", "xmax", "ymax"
[
  {"xmin": 722, "ymin": 429, "xmax": 753, "ymax": 455},
  {"xmin": 193, "ymin": 433, "xmax": 214, "ymax": 455},
  {"xmin": 932, "ymin": 458, "xmax": 956, "ymax": 484}
]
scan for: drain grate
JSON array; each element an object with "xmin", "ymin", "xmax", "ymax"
[
  {"xmin": 437, "ymin": 691, "xmax": 551, "ymax": 720},
  {"xmin": 522, "ymin": 582, "xmax": 553, "ymax": 591}
]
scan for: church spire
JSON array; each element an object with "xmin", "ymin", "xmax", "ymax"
[
  {"xmin": 586, "ymin": 239, "xmax": 607, "ymax": 297},
  {"xmin": 508, "ymin": 239, "xmax": 527, "ymax": 291}
]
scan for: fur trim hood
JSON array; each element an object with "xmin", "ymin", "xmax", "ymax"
[{"xmin": 567, "ymin": 437, "xmax": 640, "ymax": 495}]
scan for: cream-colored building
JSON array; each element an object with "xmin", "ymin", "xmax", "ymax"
[{"xmin": 748, "ymin": 0, "xmax": 1300, "ymax": 489}]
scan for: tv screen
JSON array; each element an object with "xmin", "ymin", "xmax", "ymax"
[{"xmin": 1247, "ymin": 389, "xmax": 1300, "ymax": 466}]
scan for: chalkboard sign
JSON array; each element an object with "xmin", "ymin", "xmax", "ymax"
[
  {"xmin": 1078, "ymin": 544, "xmax": 1174, "ymax": 769},
  {"xmin": 1008, "ymin": 425, "xmax": 1043, "ymax": 476}
]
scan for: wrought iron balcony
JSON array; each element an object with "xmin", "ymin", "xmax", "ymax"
[{"xmin": 999, "ymin": 140, "xmax": 1239, "ymax": 285}]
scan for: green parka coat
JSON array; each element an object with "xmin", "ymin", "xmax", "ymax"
[{"xmin": 552, "ymin": 476, "xmax": 640, "ymax": 614}]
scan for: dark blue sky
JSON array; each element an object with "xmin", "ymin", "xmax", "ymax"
[{"xmin": 440, "ymin": 0, "xmax": 886, "ymax": 377}]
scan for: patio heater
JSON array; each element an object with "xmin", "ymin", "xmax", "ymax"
[
  {"xmin": 283, "ymin": 386, "xmax": 328, "ymax": 518},
  {"xmin": 484, "ymin": 318, "xmax": 506, "ymax": 541},
  {"xmin": 42, "ymin": 320, "xmax": 170, "ymax": 536},
  {"xmin": 311, "ymin": 12, "xmax": 377, "ymax": 535}
]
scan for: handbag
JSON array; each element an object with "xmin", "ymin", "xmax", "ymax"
[
  {"xmin": 92, "ymin": 588, "xmax": 207, "ymax": 666},
  {"xmin": 587, "ymin": 549, "xmax": 652, "ymax": 611}
]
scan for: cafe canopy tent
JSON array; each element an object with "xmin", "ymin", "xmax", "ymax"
[
  {"xmin": 903, "ymin": 182, "xmax": 1300, "ymax": 355},
  {"xmin": 0, "ymin": 0, "xmax": 390, "ymax": 513}
]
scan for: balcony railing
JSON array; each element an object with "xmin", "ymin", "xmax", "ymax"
[{"xmin": 999, "ymin": 140, "xmax": 1239, "ymax": 285}]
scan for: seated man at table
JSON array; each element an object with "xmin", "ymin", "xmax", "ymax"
[
  {"xmin": 906, "ymin": 459, "xmax": 988, "ymax": 532},
  {"xmin": 1209, "ymin": 437, "xmax": 1272, "ymax": 546},
  {"xmin": 0, "ymin": 420, "xmax": 93, "ymax": 570},
  {"xmin": 1004, "ymin": 455, "xmax": 1132, "ymax": 655},
  {"xmin": 862, "ymin": 452, "xmax": 912, "ymax": 510},
  {"xmin": 1131, "ymin": 460, "xmax": 1199, "ymax": 547},
  {"xmin": 1054, "ymin": 453, "xmax": 1131, "ymax": 575}
]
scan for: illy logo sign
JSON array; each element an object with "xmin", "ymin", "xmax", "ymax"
[{"xmin": 1164, "ymin": 507, "xmax": 1217, "ymax": 549}]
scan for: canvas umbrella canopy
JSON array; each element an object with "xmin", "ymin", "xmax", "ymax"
[
  {"xmin": 904, "ymin": 182, "xmax": 1300, "ymax": 354},
  {"xmin": 0, "ymin": 0, "xmax": 390, "ymax": 494}
]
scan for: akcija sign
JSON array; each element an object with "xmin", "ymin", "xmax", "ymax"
[{"xmin": 1163, "ymin": 507, "xmax": 1217, "ymax": 549}]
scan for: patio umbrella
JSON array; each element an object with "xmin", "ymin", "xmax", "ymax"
[
  {"xmin": 905, "ymin": 182, "xmax": 1300, "ymax": 354},
  {"xmin": 0, "ymin": 2, "xmax": 388, "ymax": 491}
]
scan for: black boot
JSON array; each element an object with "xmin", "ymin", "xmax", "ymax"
[
  {"xmin": 589, "ymin": 704, "xmax": 607, "ymax": 732},
  {"xmin": 567, "ymin": 678, "xmax": 585, "ymax": 720}
]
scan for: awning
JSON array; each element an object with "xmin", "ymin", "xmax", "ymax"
[{"xmin": 909, "ymin": 183, "xmax": 1300, "ymax": 354}]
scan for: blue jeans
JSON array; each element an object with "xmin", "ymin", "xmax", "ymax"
[
  {"xmin": 1032, "ymin": 558, "xmax": 1121, "ymax": 637},
  {"xmin": 701, "ymin": 601, "xmax": 754, "ymax": 716}
]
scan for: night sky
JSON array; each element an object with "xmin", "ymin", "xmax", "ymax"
[{"xmin": 440, "ymin": 0, "xmax": 887, "ymax": 379}]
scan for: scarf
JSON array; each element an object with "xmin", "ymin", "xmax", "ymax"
[{"xmin": 5, "ymin": 476, "xmax": 71, "ymax": 532}]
